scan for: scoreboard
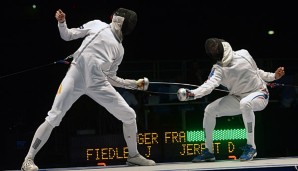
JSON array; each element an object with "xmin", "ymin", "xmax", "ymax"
[{"xmin": 69, "ymin": 129, "xmax": 247, "ymax": 166}]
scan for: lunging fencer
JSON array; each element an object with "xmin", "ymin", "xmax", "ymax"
[
  {"xmin": 21, "ymin": 8, "xmax": 155, "ymax": 171},
  {"xmin": 177, "ymin": 38, "xmax": 285, "ymax": 162}
]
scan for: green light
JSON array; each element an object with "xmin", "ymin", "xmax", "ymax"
[
  {"xmin": 187, "ymin": 128, "xmax": 246, "ymax": 142},
  {"xmin": 268, "ymin": 30, "xmax": 274, "ymax": 35},
  {"xmin": 187, "ymin": 130, "xmax": 205, "ymax": 142}
]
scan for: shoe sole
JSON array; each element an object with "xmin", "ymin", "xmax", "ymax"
[
  {"xmin": 126, "ymin": 161, "xmax": 138, "ymax": 166},
  {"xmin": 192, "ymin": 158, "xmax": 216, "ymax": 163},
  {"xmin": 240, "ymin": 153, "xmax": 257, "ymax": 161},
  {"xmin": 126, "ymin": 161, "xmax": 155, "ymax": 166}
]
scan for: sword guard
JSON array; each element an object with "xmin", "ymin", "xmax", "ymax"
[{"xmin": 143, "ymin": 77, "xmax": 149, "ymax": 90}]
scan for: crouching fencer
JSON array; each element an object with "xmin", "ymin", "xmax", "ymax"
[
  {"xmin": 177, "ymin": 38, "xmax": 285, "ymax": 162},
  {"xmin": 21, "ymin": 8, "xmax": 155, "ymax": 171}
]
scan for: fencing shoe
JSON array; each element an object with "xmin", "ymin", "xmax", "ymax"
[
  {"xmin": 21, "ymin": 158, "xmax": 38, "ymax": 171},
  {"xmin": 126, "ymin": 153, "xmax": 156, "ymax": 166},
  {"xmin": 192, "ymin": 148, "xmax": 216, "ymax": 162},
  {"xmin": 239, "ymin": 144, "xmax": 257, "ymax": 161}
]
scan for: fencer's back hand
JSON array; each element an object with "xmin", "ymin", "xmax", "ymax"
[
  {"xmin": 177, "ymin": 88, "xmax": 195, "ymax": 101},
  {"xmin": 136, "ymin": 77, "xmax": 149, "ymax": 90},
  {"xmin": 275, "ymin": 67, "xmax": 285, "ymax": 80},
  {"xmin": 55, "ymin": 9, "xmax": 66, "ymax": 23}
]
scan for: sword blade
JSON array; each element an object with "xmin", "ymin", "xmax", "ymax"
[{"xmin": 149, "ymin": 81, "xmax": 229, "ymax": 93}]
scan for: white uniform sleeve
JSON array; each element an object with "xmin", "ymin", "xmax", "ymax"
[
  {"xmin": 57, "ymin": 20, "xmax": 95, "ymax": 41},
  {"xmin": 104, "ymin": 55, "xmax": 138, "ymax": 89},
  {"xmin": 243, "ymin": 50, "xmax": 276, "ymax": 82},
  {"xmin": 107, "ymin": 76, "xmax": 137, "ymax": 89},
  {"xmin": 257, "ymin": 68, "xmax": 276, "ymax": 82},
  {"xmin": 192, "ymin": 65, "xmax": 222, "ymax": 99}
]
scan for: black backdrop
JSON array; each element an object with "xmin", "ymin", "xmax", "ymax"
[{"xmin": 2, "ymin": 0, "xmax": 298, "ymax": 170}]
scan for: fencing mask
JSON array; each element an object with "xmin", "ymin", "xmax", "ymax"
[
  {"xmin": 205, "ymin": 38, "xmax": 233, "ymax": 67},
  {"xmin": 205, "ymin": 38, "xmax": 225, "ymax": 62},
  {"xmin": 113, "ymin": 8, "xmax": 137, "ymax": 35}
]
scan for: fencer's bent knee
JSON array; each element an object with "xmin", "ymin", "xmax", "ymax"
[
  {"xmin": 46, "ymin": 109, "xmax": 65, "ymax": 127},
  {"xmin": 204, "ymin": 104, "xmax": 218, "ymax": 118},
  {"xmin": 120, "ymin": 107, "xmax": 137, "ymax": 125},
  {"xmin": 239, "ymin": 100, "xmax": 252, "ymax": 111},
  {"xmin": 45, "ymin": 120, "xmax": 54, "ymax": 128}
]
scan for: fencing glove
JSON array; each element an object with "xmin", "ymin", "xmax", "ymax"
[
  {"xmin": 136, "ymin": 77, "xmax": 149, "ymax": 90},
  {"xmin": 177, "ymin": 88, "xmax": 195, "ymax": 101}
]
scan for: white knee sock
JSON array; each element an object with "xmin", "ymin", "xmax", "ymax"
[
  {"xmin": 240, "ymin": 100, "xmax": 257, "ymax": 149},
  {"xmin": 25, "ymin": 121, "xmax": 54, "ymax": 160},
  {"xmin": 203, "ymin": 113, "xmax": 216, "ymax": 153},
  {"xmin": 242, "ymin": 112, "xmax": 256, "ymax": 148},
  {"xmin": 123, "ymin": 121, "xmax": 139, "ymax": 157}
]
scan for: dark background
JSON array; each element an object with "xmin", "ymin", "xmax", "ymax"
[{"xmin": 2, "ymin": 0, "xmax": 298, "ymax": 170}]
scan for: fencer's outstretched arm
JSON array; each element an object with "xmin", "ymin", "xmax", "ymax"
[
  {"xmin": 257, "ymin": 66, "xmax": 285, "ymax": 82},
  {"xmin": 177, "ymin": 65, "xmax": 222, "ymax": 101},
  {"xmin": 258, "ymin": 67, "xmax": 285, "ymax": 82},
  {"xmin": 107, "ymin": 76, "xmax": 149, "ymax": 90},
  {"xmin": 105, "ymin": 57, "xmax": 149, "ymax": 90},
  {"xmin": 55, "ymin": 9, "xmax": 91, "ymax": 41}
]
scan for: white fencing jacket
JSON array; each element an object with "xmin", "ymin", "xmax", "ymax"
[
  {"xmin": 57, "ymin": 20, "xmax": 137, "ymax": 89},
  {"xmin": 192, "ymin": 49, "xmax": 276, "ymax": 98}
]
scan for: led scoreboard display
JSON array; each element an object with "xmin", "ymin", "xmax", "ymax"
[{"xmin": 69, "ymin": 129, "xmax": 246, "ymax": 166}]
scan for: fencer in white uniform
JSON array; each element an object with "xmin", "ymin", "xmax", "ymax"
[
  {"xmin": 177, "ymin": 38, "xmax": 285, "ymax": 162},
  {"xmin": 21, "ymin": 8, "xmax": 155, "ymax": 171}
]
